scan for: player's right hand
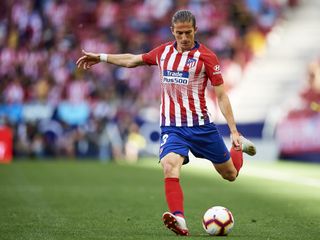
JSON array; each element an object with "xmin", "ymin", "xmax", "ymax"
[
  {"xmin": 230, "ymin": 132, "xmax": 241, "ymax": 151},
  {"xmin": 76, "ymin": 49, "xmax": 100, "ymax": 70}
]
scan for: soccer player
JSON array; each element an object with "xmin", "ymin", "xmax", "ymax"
[{"xmin": 76, "ymin": 10, "xmax": 256, "ymax": 236}]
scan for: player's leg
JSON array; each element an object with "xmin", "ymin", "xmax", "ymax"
[
  {"xmin": 161, "ymin": 152, "xmax": 185, "ymax": 214},
  {"xmin": 212, "ymin": 147, "xmax": 242, "ymax": 181},
  {"xmin": 159, "ymin": 130, "xmax": 189, "ymax": 219},
  {"xmin": 161, "ymin": 152, "xmax": 185, "ymax": 218},
  {"xmin": 228, "ymin": 135, "xmax": 257, "ymax": 175},
  {"xmin": 159, "ymin": 127, "xmax": 190, "ymax": 236},
  {"xmin": 161, "ymin": 152, "xmax": 189, "ymax": 236},
  {"xmin": 187, "ymin": 123, "xmax": 235, "ymax": 181},
  {"xmin": 187, "ymin": 123, "xmax": 256, "ymax": 181},
  {"xmin": 214, "ymin": 135, "xmax": 257, "ymax": 181},
  {"xmin": 213, "ymin": 158, "xmax": 237, "ymax": 182},
  {"xmin": 161, "ymin": 152, "xmax": 184, "ymax": 178}
]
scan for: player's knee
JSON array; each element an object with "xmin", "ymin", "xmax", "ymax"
[
  {"xmin": 161, "ymin": 154, "xmax": 183, "ymax": 178},
  {"xmin": 161, "ymin": 160, "xmax": 177, "ymax": 177},
  {"xmin": 221, "ymin": 170, "xmax": 237, "ymax": 182}
]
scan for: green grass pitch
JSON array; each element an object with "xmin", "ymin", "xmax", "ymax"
[{"xmin": 0, "ymin": 159, "xmax": 319, "ymax": 240}]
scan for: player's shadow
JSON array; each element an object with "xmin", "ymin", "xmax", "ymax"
[{"xmin": 187, "ymin": 233, "xmax": 243, "ymax": 238}]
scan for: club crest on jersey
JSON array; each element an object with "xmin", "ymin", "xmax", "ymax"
[{"xmin": 185, "ymin": 58, "xmax": 197, "ymax": 68}]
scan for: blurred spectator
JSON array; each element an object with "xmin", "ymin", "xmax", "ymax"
[
  {"xmin": 287, "ymin": 58, "xmax": 320, "ymax": 118},
  {"xmin": 244, "ymin": 24, "xmax": 267, "ymax": 57},
  {"xmin": 275, "ymin": 56, "xmax": 320, "ymax": 162},
  {"xmin": 303, "ymin": 59, "xmax": 320, "ymax": 113},
  {"xmin": 4, "ymin": 77, "xmax": 24, "ymax": 104},
  {"xmin": 97, "ymin": 119, "xmax": 122, "ymax": 162},
  {"xmin": 125, "ymin": 122, "xmax": 146, "ymax": 163}
]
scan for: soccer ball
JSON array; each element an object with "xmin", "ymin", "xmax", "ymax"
[{"xmin": 202, "ymin": 206, "xmax": 234, "ymax": 236}]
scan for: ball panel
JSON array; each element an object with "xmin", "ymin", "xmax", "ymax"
[{"xmin": 202, "ymin": 206, "xmax": 234, "ymax": 236}]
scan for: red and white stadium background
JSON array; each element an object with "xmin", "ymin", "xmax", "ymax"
[
  {"xmin": 0, "ymin": 126, "xmax": 13, "ymax": 163},
  {"xmin": 276, "ymin": 113, "xmax": 320, "ymax": 162}
]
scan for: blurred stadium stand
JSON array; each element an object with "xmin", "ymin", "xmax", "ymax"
[
  {"xmin": 218, "ymin": 0, "xmax": 320, "ymax": 162},
  {"xmin": 264, "ymin": 0, "xmax": 320, "ymax": 162},
  {"xmin": 1, "ymin": 0, "xmax": 319, "ymax": 162}
]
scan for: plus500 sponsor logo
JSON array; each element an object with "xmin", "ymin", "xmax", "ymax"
[{"xmin": 163, "ymin": 70, "xmax": 189, "ymax": 85}]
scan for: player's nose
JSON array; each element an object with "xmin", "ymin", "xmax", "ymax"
[{"xmin": 181, "ymin": 34, "xmax": 188, "ymax": 41}]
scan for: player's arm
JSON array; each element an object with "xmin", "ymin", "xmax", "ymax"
[
  {"xmin": 214, "ymin": 84, "xmax": 241, "ymax": 150},
  {"xmin": 76, "ymin": 49, "xmax": 146, "ymax": 70}
]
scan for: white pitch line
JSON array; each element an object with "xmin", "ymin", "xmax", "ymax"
[
  {"xmin": 242, "ymin": 167, "xmax": 320, "ymax": 188},
  {"xmin": 187, "ymin": 157, "xmax": 320, "ymax": 188}
]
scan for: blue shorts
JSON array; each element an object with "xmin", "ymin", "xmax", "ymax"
[{"xmin": 159, "ymin": 123, "xmax": 230, "ymax": 165}]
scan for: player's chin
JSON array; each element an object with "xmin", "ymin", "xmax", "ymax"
[
  {"xmin": 181, "ymin": 42, "xmax": 190, "ymax": 46},
  {"xmin": 181, "ymin": 42, "xmax": 192, "ymax": 49}
]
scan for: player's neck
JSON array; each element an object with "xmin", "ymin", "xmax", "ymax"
[
  {"xmin": 175, "ymin": 41, "xmax": 196, "ymax": 53},
  {"xmin": 177, "ymin": 44, "xmax": 194, "ymax": 53}
]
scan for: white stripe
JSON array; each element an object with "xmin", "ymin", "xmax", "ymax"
[
  {"xmin": 207, "ymin": 110, "xmax": 214, "ymax": 123},
  {"xmin": 160, "ymin": 45, "xmax": 172, "ymax": 126},
  {"xmin": 174, "ymin": 95, "xmax": 182, "ymax": 126},
  {"xmin": 185, "ymin": 100, "xmax": 193, "ymax": 126},
  {"xmin": 163, "ymin": 90, "xmax": 171, "ymax": 125},
  {"xmin": 166, "ymin": 50, "xmax": 176, "ymax": 70}
]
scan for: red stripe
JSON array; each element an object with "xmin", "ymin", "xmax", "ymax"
[
  {"xmin": 172, "ymin": 52, "xmax": 182, "ymax": 70},
  {"xmin": 161, "ymin": 89, "xmax": 165, "ymax": 126},
  {"xmin": 194, "ymin": 55, "xmax": 205, "ymax": 124},
  {"xmin": 198, "ymin": 61, "xmax": 209, "ymax": 124}
]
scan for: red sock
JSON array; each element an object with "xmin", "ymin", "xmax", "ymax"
[
  {"xmin": 164, "ymin": 178, "xmax": 184, "ymax": 217},
  {"xmin": 230, "ymin": 147, "xmax": 243, "ymax": 173}
]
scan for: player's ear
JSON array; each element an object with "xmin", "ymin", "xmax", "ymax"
[
  {"xmin": 170, "ymin": 26, "xmax": 175, "ymax": 35},
  {"xmin": 194, "ymin": 26, "xmax": 198, "ymax": 34}
]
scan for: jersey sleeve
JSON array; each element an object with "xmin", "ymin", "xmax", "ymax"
[
  {"xmin": 142, "ymin": 45, "xmax": 165, "ymax": 66},
  {"xmin": 203, "ymin": 52, "xmax": 224, "ymax": 86}
]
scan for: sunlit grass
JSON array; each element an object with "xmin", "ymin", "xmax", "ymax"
[{"xmin": 0, "ymin": 159, "xmax": 319, "ymax": 240}]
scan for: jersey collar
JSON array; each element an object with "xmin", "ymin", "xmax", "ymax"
[{"xmin": 173, "ymin": 41, "xmax": 200, "ymax": 53}]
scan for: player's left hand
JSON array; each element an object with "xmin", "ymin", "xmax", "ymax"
[
  {"xmin": 230, "ymin": 132, "xmax": 241, "ymax": 151},
  {"xmin": 76, "ymin": 49, "xmax": 100, "ymax": 70}
]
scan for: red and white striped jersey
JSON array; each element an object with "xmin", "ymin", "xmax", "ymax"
[{"xmin": 142, "ymin": 41, "xmax": 224, "ymax": 127}]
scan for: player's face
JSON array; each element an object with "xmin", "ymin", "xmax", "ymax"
[{"xmin": 171, "ymin": 21, "xmax": 197, "ymax": 52}]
